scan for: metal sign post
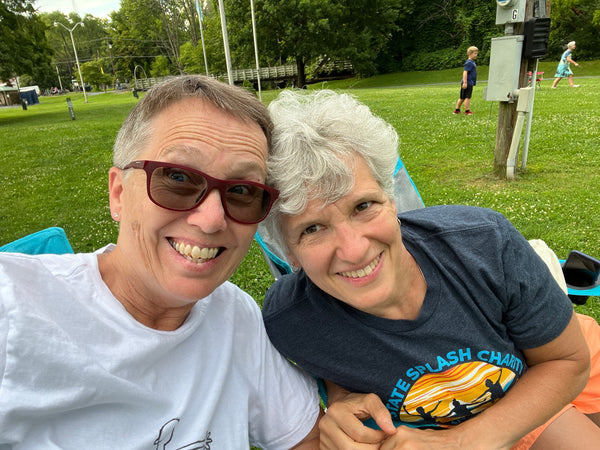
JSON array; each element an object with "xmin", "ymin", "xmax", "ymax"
[{"xmin": 66, "ymin": 97, "xmax": 76, "ymax": 120}]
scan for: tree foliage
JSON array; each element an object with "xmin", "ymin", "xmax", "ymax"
[
  {"xmin": 549, "ymin": 0, "xmax": 600, "ymax": 60},
  {"xmin": 45, "ymin": 12, "xmax": 111, "ymax": 88},
  {"xmin": 0, "ymin": 0, "xmax": 53, "ymax": 81},
  {"xmin": 81, "ymin": 59, "xmax": 113, "ymax": 89},
  {"xmin": 221, "ymin": 0, "xmax": 405, "ymax": 86},
  {"xmin": 3, "ymin": 0, "xmax": 600, "ymax": 91}
]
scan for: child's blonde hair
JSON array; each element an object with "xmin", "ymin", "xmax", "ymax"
[{"xmin": 467, "ymin": 46, "xmax": 478, "ymax": 56}]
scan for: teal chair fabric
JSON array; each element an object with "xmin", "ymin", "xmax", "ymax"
[{"xmin": 0, "ymin": 227, "xmax": 74, "ymax": 255}]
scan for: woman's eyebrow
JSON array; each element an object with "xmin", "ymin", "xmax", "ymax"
[{"xmin": 161, "ymin": 145, "xmax": 267, "ymax": 179}]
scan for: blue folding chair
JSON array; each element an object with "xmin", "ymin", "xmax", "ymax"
[
  {"xmin": 256, "ymin": 155, "xmax": 425, "ymax": 280},
  {"xmin": 0, "ymin": 227, "xmax": 74, "ymax": 255},
  {"xmin": 559, "ymin": 252, "xmax": 600, "ymax": 305}
]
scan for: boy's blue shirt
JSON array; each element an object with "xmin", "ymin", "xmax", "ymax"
[{"xmin": 464, "ymin": 58, "xmax": 477, "ymax": 86}]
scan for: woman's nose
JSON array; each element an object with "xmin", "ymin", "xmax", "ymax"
[
  {"xmin": 334, "ymin": 222, "xmax": 369, "ymax": 262},
  {"xmin": 186, "ymin": 189, "xmax": 228, "ymax": 232}
]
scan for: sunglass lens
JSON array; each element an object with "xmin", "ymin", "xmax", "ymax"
[
  {"xmin": 224, "ymin": 184, "xmax": 271, "ymax": 223},
  {"xmin": 149, "ymin": 166, "xmax": 208, "ymax": 210}
]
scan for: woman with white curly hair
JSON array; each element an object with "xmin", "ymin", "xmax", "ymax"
[{"xmin": 261, "ymin": 89, "xmax": 600, "ymax": 449}]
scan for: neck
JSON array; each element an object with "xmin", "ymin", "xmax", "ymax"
[{"xmin": 97, "ymin": 251, "xmax": 194, "ymax": 331}]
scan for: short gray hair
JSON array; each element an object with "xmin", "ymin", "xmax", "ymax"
[
  {"xmin": 567, "ymin": 41, "xmax": 576, "ymax": 49},
  {"xmin": 260, "ymin": 89, "xmax": 399, "ymax": 254},
  {"xmin": 113, "ymin": 75, "xmax": 272, "ymax": 168}
]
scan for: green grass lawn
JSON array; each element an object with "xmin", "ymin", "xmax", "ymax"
[{"xmin": 1, "ymin": 67, "xmax": 598, "ymax": 321}]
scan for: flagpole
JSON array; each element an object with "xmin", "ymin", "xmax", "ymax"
[
  {"xmin": 196, "ymin": 0, "xmax": 209, "ymax": 76},
  {"xmin": 250, "ymin": 0, "xmax": 261, "ymax": 100},
  {"xmin": 218, "ymin": 0, "xmax": 234, "ymax": 85}
]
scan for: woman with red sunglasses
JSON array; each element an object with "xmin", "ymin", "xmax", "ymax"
[{"xmin": 0, "ymin": 76, "xmax": 322, "ymax": 449}]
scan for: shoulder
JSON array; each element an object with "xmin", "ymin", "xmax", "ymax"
[
  {"xmin": 399, "ymin": 206, "xmax": 516, "ymax": 257},
  {"xmin": 399, "ymin": 205, "xmax": 508, "ymax": 233},
  {"xmin": 210, "ymin": 281, "xmax": 262, "ymax": 321},
  {"xmin": 262, "ymin": 272, "xmax": 310, "ymax": 320},
  {"xmin": 0, "ymin": 251, "xmax": 89, "ymax": 282}
]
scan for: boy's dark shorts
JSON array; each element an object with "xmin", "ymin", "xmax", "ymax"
[{"xmin": 459, "ymin": 85, "xmax": 473, "ymax": 99}]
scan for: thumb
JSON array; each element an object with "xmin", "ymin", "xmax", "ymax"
[{"xmin": 361, "ymin": 395, "xmax": 397, "ymax": 436}]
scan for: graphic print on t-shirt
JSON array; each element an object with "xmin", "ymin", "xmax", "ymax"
[
  {"xmin": 154, "ymin": 419, "xmax": 212, "ymax": 449},
  {"xmin": 384, "ymin": 348, "xmax": 524, "ymax": 427}
]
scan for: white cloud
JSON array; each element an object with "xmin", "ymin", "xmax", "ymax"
[{"xmin": 36, "ymin": 0, "xmax": 121, "ymax": 18}]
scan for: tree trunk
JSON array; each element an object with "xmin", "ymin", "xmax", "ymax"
[{"xmin": 296, "ymin": 57, "xmax": 306, "ymax": 88}]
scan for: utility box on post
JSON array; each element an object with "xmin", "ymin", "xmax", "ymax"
[
  {"xmin": 496, "ymin": 0, "xmax": 527, "ymax": 25},
  {"xmin": 484, "ymin": 35, "xmax": 524, "ymax": 102},
  {"xmin": 523, "ymin": 17, "xmax": 551, "ymax": 59}
]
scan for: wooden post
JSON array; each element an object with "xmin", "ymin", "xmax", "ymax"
[{"xmin": 493, "ymin": 0, "xmax": 535, "ymax": 178}]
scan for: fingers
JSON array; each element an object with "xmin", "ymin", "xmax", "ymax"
[
  {"xmin": 319, "ymin": 393, "xmax": 397, "ymax": 448},
  {"xmin": 366, "ymin": 398, "xmax": 397, "ymax": 435},
  {"xmin": 319, "ymin": 411, "xmax": 385, "ymax": 450}
]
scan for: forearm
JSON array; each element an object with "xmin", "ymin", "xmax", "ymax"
[
  {"xmin": 455, "ymin": 359, "xmax": 589, "ymax": 448},
  {"xmin": 454, "ymin": 315, "xmax": 590, "ymax": 448},
  {"xmin": 323, "ymin": 379, "xmax": 350, "ymax": 406}
]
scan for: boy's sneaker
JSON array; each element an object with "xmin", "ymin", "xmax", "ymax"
[
  {"xmin": 464, "ymin": 110, "xmax": 474, "ymax": 115},
  {"xmin": 453, "ymin": 109, "xmax": 461, "ymax": 114}
]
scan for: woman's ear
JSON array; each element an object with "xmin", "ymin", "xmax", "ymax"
[
  {"xmin": 288, "ymin": 255, "xmax": 302, "ymax": 273},
  {"xmin": 108, "ymin": 167, "xmax": 125, "ymax": 219}
]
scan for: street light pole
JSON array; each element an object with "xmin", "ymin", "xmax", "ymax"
[
  {"xmin": 55, "ymin": 21, "xmax": 87, "ymax": 103},
  {"xmin": 55, "ymin": 65, "xmax": 64, "ymax": 92}
]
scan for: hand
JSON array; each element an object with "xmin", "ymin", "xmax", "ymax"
[
  {"xmin": 380, "ymin": 427, "xmax": 465, "ymax": 450},
  {"xmin": 319, "ymin": 392, "xmax": 397, "ymax": 449}
]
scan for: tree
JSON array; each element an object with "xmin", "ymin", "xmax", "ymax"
[
  {"xmin": 331, "ymin": 0, "xmax": 404, "ymax": 77},
  {"xmin": 150, "ymin": 55, "xmax": 171, "ymax": 76},
  {"xmin": 391, "ymin": 0, "xmax": 499, "ymax": 70},
  {"xmin": 180, "ymin": 41, "xmax": 206, "ymax": 74},
  {"xmin": 157, "ymin": 0, "xmax": 185, "ymax": 74},
  {"xmin": 0, "ymin": 0, "xmax": 53, "ymax": 82},
  {"xmin": 81, "ymin": 59, "xmax": 113, "ymax": 90},
  {"xmin": 549, "ymin": 0, "xmax": 600, "ymax": 60},
  {"xmin": 108, "ymin": 0, "xmax": 207, "ymax": 79},
  {"xmin": 43, "ymin": 12, "xmax": 112, "ymax": 89},
  {"xmin": 222, "ymin": 0, "xmax": 404, "ymax": 87}
]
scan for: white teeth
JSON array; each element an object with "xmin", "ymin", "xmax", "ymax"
[
  {"xmin": 339, "ymin": 255, "xmax": 380, "ymax": 278},
  {"xmin": 171, "ymin": 240, "xmax": 219, "ymax": 263},
  {"xmin": 191, "ymin": 246, "xmax": 201, "ymax": 259}
]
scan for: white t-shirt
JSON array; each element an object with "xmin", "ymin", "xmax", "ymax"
[{"xmin": 0, "ymin": 247, "xmax": 319, "ymax": 449}]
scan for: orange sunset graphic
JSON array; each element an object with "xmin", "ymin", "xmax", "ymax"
[{"xmin": 398, "ymin": 362, "xmax": 518, "ymax": 425}]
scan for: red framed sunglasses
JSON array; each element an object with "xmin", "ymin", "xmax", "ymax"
[{"xmin": 123, "ymin": 160, "xmax": 279, "ymax": 224}]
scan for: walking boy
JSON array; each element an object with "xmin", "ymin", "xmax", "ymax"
[{"xmin": 454, "ymin": 46, "xmax": 478, "ymax": 115}]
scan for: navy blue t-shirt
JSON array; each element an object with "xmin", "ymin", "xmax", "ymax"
[
  {"xmin": 263, "ymin": 206, "xmax": 573, "ymax": 428},
  {"xmin": 464, "ymin": 58, "xmax": 477, "ymax": 86}
]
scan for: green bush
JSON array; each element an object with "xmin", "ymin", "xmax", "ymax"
[
  {"xmin": 401, "ymin": 47, "xmax": 467, "ymax": 71},
  {"xmin": 242, "ymin": 78, "xmax": 257, "ymax": 95}
]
